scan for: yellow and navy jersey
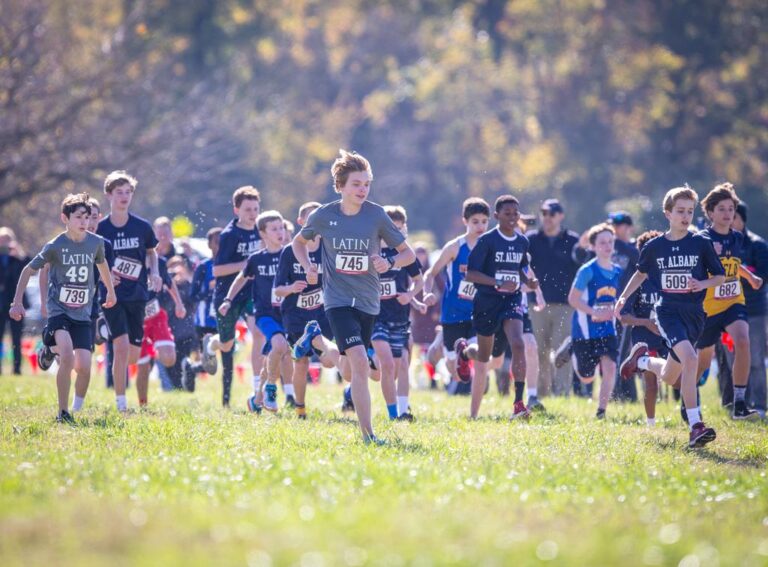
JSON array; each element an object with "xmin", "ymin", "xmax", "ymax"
[{"xmin": 699, "ymin": 227, "xmax": 745, "ymax": 316}]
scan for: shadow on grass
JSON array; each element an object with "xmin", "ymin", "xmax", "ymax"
[
  {"xmin": 650, "ymin": 437, "xmax": 765, "ymax": 468},
  {"xmin": 689, "ymin": 447, "xmax": 766, "ymax": 469}
]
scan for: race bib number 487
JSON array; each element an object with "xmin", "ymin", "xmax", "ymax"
[
  {"xmin": 661, "ymin": 272, "xmax": 691, "ymax": 293},
  {"xmin": 335, "ymin": 253, "xmax": 368, "ymax": 275},
  {"xmin": 113, "ymin": 256, "xmax": 143, "ymax": 281}
]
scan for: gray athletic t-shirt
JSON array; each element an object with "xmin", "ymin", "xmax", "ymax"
[
  {"xmin": 30, "ymin": 232, "xmax": 106, "ymax": 322},
  {"xmin": 300, "ymin": 200, "xmax": 405, "ymax": 315}
]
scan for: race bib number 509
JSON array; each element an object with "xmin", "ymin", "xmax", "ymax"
[
  {"xmin": 661, "ymin": 272, "xmax": 691, "ymax": 293},
  {"xmin": 335, "ymin": 253, "xmax": 368, "ymax": 275}
]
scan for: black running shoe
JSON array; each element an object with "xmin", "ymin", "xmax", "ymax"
[
  {"xmin": 181, "ymin": 358, "xmax": 196, "ymax": 392},
  {"xmin": 733, "ymin": 400, "xmax": 760, "ymax": 421},
  {"xmin": 56, "ymin": 410, "xmax": 76, "ymax": 425},
  {"xmin": 38, "ymin": 344, "xmax": 55, "ymax": 371},
  {"xmin": 285, "ymin": 394, "xmax": 297, "ymax": 409},
  {"xmin": 396, "ymin": 412, "xmax": 415, "ymax": 422}
]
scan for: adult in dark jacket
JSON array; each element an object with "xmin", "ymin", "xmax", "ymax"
[
  {"xmin": 734, "ymin": 204, "xmax": 768, "ymax": 416},
  {"xmin": 0, "ymin": 228, "xmax": 30, "ymax": 375},
  {"xmin": 526, "ymin": 199, "xmax": 584, "ymax": 396},
  {"xmin": 609, "ymin": 212, "xmax": 640, "ymax": 402}
]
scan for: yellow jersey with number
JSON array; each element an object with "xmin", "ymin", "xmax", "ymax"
[{"xmin": 701, "ymin": 228, "xmax": 745, "ymax": 317}]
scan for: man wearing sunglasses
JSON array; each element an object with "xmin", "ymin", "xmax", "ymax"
[{"xmin": 526, "ymin": 199, "xmax": 584, "ymax": 396}]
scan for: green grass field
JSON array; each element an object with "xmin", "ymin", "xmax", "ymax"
[{"xmin": 2, "ymin": 369, "xmax": 768, "ymax": 566}]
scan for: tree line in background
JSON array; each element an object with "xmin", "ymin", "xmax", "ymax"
[{"xmin": 2, "ymin": 0, "xmax": 767, "ymax": 249}]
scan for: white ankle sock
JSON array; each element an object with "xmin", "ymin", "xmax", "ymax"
[
  {"xmin": 686, "ymin": 407, "xmax": 701, "ymax": 430},
  {"xmin": 528, "ymin": 388, "xmax": 537, "ymax": 398},
  {"xmin": 646, "ymin": 417, "xmax": 655, "ymax": 426},
  {"xmin": 72, "ymin": 395, "xmax": 85, "ymax": 412},
  {"xmin": 397, "ymin": 396, "xmax": 409, "ymax": 415},
  {"xmin": 284, "ymin": 384, "xmax": 295, "ymax": 397},
  {"xmin": 637, "ymin": 356, "xmax": 650, "ymax": 371},
  {"xmin": 116, "ymin": 395, "xmax": 127, "ymax": 411}
]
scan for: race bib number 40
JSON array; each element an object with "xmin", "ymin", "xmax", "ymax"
[
  {"xmin": 661, "ymin": 272, "xmax": 691, "ymax": 293},
  {"xmin": 335, "ymin": 253, "xmax": 368, "ymax": 275},
  {"xmin": 59, "ymin": 286, "xmax": 89, "ymax": 307},
  {"xmin": 714, "ymin": 280, "xmax": 741, "ymax": 300},
  {"xmin": 298, "ymin": 288, "xmax": 324, "ymax": 310},
  {"xmin": 113, "ymin": 256, "xmax": 143, "ymax": 281},
  {"xmin": 458, "ymin": 279, "xmax": 476, "ymax": 301},
  {"xmin": 380, "ymin": 279, "xmax": 396, "ymax": 299}
]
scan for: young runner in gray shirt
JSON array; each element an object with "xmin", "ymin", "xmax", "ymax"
[
  {"xmin": 10, "ymin": 194, "xmax": 116, "ymax": 423},
  {"xmin": 292, "ymin": 150, "xmax": 415, "ymax": 445}
]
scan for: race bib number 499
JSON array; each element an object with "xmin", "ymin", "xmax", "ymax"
[
  {"xmin": 495, "ymin": 271, "xmax": 520, "ymax": 293},
  {"xmin": 335, "ymin": 253, "xmax": 368, "ymax": 275},
  {"xmin": 661, "ymin": 271, "xmax": 691, "ymax": 293},
  {"xmin": 380, "ymin": 279, "xmax": 396, "ymax": 299},
  {"xmin": 714, "ymin": 280, "xmax": 741, "ymax": 300},
  {"xmin": 113, "ymin": 256, "xmax": 143, "ymax": 281},
  {"xmin": 59, "ymin": 286, "xmax": 89, "ymax": 307}
]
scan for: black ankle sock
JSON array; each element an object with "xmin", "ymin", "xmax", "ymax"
[
  {"xmin": 514, "ymin": 380, "xmax": 525, "ymax": 403},
  {"xmin": 221, "ymin": 350, "xmax": 234, "ymax": 406}
]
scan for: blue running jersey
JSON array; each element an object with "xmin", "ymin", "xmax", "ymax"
[
  {"xmin": 440, "ymin": 237, "xmax": 475, "ymax": 324},
  {"xmin": 571, "ymin": 259, "xmax": 622, "ymax": 340}
]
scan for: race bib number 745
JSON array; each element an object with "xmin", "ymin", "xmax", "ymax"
[{"xmin": 335, "ymin": 253, "xmax": 368, "ymax": 275}]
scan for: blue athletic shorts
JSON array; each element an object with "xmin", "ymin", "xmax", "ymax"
[
  {"xmin": 256, "ymin": 315, "xmax": 286, "ymax": 355},
  {"xmin": 372, "ymin": 320, "xmax": 411, "ymax": 358},
  {"xmin": 572, "ymin": 336, "xmax": 618, "ymax": 378}
]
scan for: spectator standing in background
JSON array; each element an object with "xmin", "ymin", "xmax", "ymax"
[
  {"xmin": 733, "ymin": 204, "xmax": 768, "ymax": 416},
  {"xmin": 526, "ymin": 199, "xmax": 584, "ymax": 396},
  {"xmin": 609, "ymin": 211, "xmax": 640, "ymax": 402},
  {"xmin": 0, "ymin": 228, "xmax": 30, "ymax": 375}
]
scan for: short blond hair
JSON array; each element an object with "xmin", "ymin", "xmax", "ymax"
[
  {"xmin": 257, "ymin": 210, "xmax": 284, "ymax": 232},
  {"xmin": 663, "ymin": 184, "xmax": 698, "ymax": 212},
  {"xmin": 384, "ymin": 205, "xmax": 407, "ymax": 224},
  {"xmin": 331, "ymin": 150, "xmax": 371, "ymax": 192}
]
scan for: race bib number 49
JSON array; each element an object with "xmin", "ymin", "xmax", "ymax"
[
  {"xmin": 661, "ymin": 272, "xmax": 691, "ymax": 293},
  {"xmin": 298, "ymin": 288, "xmax": 324, "ymax": 310},
  {"xmin": 714, "ymin": 280, "xmax": 741, "ymax": 300},
  {"xmin": 335, "ymin": 253, "xmax": 368, "ymax": 275},
  {"xmin": 59, "ymin": 286, "xmax": 89, "ymax": 307},
  {"xmin": 458, "ymin": 279, "xmax": 476, "ymax": 301},
  {"xmin": 113, "ymin": 256, "xmax": 143, "ymax": 281}
]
